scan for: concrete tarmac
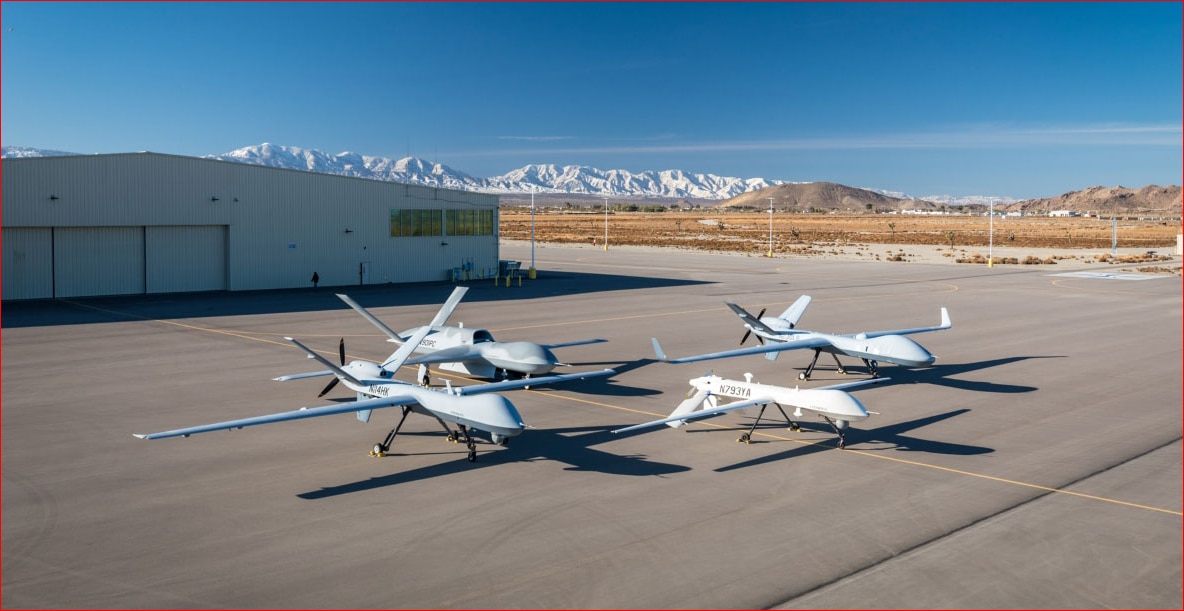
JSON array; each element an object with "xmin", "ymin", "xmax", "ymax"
[{"xmin": 3, "ymin": 242, "xmax": 1180, "ymax": 609}]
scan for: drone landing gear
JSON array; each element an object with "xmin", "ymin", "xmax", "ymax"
[
  {"xmin": 736, "ymin": 403, "xmax": 795, "ymax": 444},
  {"xmin": 433, "ymin": 417, "xmax": 478, "ymax": 462},
  {"xmin": 368, "ymin": 411, "xmax": 481, "ymax": 463},
  {"xmin": 861, "ymin": 358, "xmax": 880, "ymax": 378},
  {"xmin": 799, "ymin": 349, "xmax": 847, "ymax": 381},
  {"xmin": 821, "ymin": 416, "xmax": 848, "ymax": 449},
  {"xmin": 370, "ymin": 406, "xmax": 413, "ymax": 458},
  {"xmin": 457, "ymin": 425, "xmax": 478, "ymax": 462}
]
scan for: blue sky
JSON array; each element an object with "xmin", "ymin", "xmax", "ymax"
[{"xmin": 2, "ymin": 2, "xmax": 1180, "ymax": 199}]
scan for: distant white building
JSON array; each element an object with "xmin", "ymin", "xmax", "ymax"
[
  {"xmin": 1048, "ymin": 210, "xmax": 1079, "ymax": 217},
  {"xmin": 3, "ymin": 153, "xmax": 500, "ymax": 300}
]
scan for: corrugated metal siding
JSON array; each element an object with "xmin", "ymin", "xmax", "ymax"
[
  {"xmin": 3, "ymin": 153, "xmax": 500, "ymax": 294},
  {"xmin": 2, "ymin": 227, "xmax": 54, "ymax": 300},
  {"xmin": 145, "ymin": 226, "xmax": 228, "ymax": 293},
  {"xmin": 2, "ymin": 155, "xmax": 234, "ymax": 227},
  {"xmin": 54, "ymin": 227, "xmax": 145, "ymax": 298}
]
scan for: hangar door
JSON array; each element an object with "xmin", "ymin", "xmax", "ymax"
[
  {"xmin": 2, "ymin": 227, "xmax": 54, "ymax": 300},
  {"xmin": 145, "ymin": 226, "xmax": 227, "ymax": 294},
  {"xmin": 54, "ymin": 227, "xmax": 146, "ymax": 298},
  {"xmin": 2, "ymin": 226, "xmax": 228, "ymax": 300}
]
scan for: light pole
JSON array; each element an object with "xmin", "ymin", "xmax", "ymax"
[
  {"xmin": 1111, "ymin": 216, "xmax": 1118, "ymax": 256},
  {"xmin": 767, "ymin": 197, "xmax": 774, "ymax": 257},
  {"xmin": 603, "ymin": 197, "xmax": 609, "ymax": 251},
  {"xmin": 988, "ymin": 200, "xmax": 994, "ymax": 267},
  {"xmin": 529, "ymin": 187, "xmax": 536, "ymax": 277}
]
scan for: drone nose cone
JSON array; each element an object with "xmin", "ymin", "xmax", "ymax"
[
  {"xmin": 470, "ymin": 394, "xmax": 527, "ymax": 437},
  {"xmin": 877, "ymin": 335, "xmax": 936, "ymax": 367},
  {"xmin": 804, "ymin": 389, "xmax": 870, "ymax": 421},
  {"xmin": 488, "ymin": 342, "xmax": 558, "ymax": 375},
  {"xmin": 905, "ymin": 344, "xmax": 937, "ymax": 367}
]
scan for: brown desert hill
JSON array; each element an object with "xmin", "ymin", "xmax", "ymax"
[
  {"xmin": 717, "ymin": 181, "xmax": 934, "ymax": 212},
  {"xmin": 1003, "ymin": 185, "xmax": 1182, "ymax": 216}
]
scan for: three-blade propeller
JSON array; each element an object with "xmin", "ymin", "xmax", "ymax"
[{"xmin": 316, "ymin": 338, "xmax": 347, "ymax": 397}]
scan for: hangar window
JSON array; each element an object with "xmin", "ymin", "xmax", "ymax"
[
  {"xmin": 390, "ymin": 209, "xmax": 442, "ymax": 237},
  {"xmin": 446, "ymin": 209, "xmax": 495, "ymax": 236}
]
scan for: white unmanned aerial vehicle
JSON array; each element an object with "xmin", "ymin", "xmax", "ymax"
[
  {"xmin": 337, "ymin": 287, "xmax": 605, "ymax": 385},
  {"xmin": 613, "ymin": 372, "xmax": 886, "ymax": 448},
  {"xmin": 654, "ymin": 295, "xmax": 951, "ymax": 380},
  {"xmin": 135, "ymin": 305, "xmax": 614, "ymax": 463}
]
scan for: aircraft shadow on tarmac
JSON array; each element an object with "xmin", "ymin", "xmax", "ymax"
[
  {"xmin": 2, "ymin": 271, "xmax": 713, "ymax": 328},
  {"xmin": 297, "ymin": 424, "xmax": 689, "ymax": 500},
  {"xmin": 709, "ymin": 408, "xmax": 993, "ymax": 473}
]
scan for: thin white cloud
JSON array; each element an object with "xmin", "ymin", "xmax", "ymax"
[
  {"xmin": 497, "ymin": 135, "xmax": 574, "ymax": 142},
  {"xmin": 460, "ymin": 123, "xmax": 1182, "ymax": 157}
]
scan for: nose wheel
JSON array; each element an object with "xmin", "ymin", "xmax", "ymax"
[{"xmin": 821, "ymin": 416, "xmax": 848, "ymax": 449}]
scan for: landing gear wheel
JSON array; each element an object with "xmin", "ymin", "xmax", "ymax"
[
  {"xmin": 467, "ymin": 449, "xmax": 477, "ymax": 462},
  {"xmin": 837, "ymin": 439, "xmax": 846, "ymax": 450},
  {"xmin": 371, "ymin": 443, "xmax": 387, "ymax": 458},
  {"xmin": 737, "ymin": 433, "xmax": 751, "ymax": 444},
  {"xmin": 798, "ymin": 372, "xmax": 808, "ymax": 381},
  {"xmin": 837, "ymin": 369, "xmax": 847, "ymax": 375},
  {"xmin": 789, "ymin": 423, "xmax": 801, "ymax": 432}
]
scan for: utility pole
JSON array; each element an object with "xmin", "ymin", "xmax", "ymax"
[
  {"xmin": 1112, "ymin": 216, "xmax": 1117, "ymax": 256},
  {"xmin": 767, "ymin": 197, "xmax": 774, "ymax": 257},
  {"xmin": 530, "ymin": 186, "xmax": 537, "ymax": 278},
  {"xmin": 988, "ymin": 200, "xmax": 994, "ymax": 267},
  {"xmin": 603, "ymin": 197, "xmax": 609, "ymax": 251}
]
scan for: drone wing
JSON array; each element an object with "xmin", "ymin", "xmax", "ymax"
[
  {"xmin": 453, "ymin": 368, "xmax": 615, "ymax": 395},
  {"xmin": 855, "ymin": 308, "xmax": 951, "ymax": 339},
  {"xmin": 651, "ymin": 335, "xmax": 832, "ymax": 364},
  {"xmin": 612, "ymin": 395, "xmax": 773, "ymax": 434},
  {"xmin": 541, "ymin": 338, "xmax": 608, "ymax": 350},
  {"xmin": 133, "ymin": 393, "xmax": 419, "ymax": 440},
  {"xmin": 403, "ymin": 344, "xmax": 487, "ymax": 366}
]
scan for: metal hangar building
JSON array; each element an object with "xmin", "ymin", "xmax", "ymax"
[{"xmin": 2, "ymin": 152, "xmax": 500, "ymax": 300}]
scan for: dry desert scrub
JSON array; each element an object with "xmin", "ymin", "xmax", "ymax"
[{"xmin": 500, "ymin": 211, "xmax": 1179, "ymax": 254}]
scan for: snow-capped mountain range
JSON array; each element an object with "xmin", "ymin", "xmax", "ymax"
[
  {"xmin": 1, "ymin": 143, "xmax": 1017, "ymax": 206},
  {"xmin": 206, "ymin": 143, "xmax": 791, "ymax": 200}
]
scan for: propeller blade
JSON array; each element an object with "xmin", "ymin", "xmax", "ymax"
[
  {"xmin": 338, "ymin": 338, "xmax": 346, "ymax": 365},
  {"xmin": 739, "ymin": 308, "xmax": 768, "ymax": 345},
  {"xmin": 317, "ymin": 377, "xmax": 340, "ymax": 398}
]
